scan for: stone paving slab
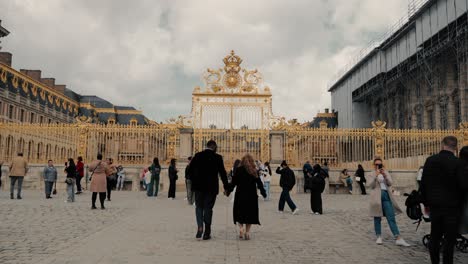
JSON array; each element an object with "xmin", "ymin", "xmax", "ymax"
[{"xmin": 0, "ymin": 190, "xmax": 466, "ymax": 264}]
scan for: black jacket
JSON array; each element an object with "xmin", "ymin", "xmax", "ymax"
[
  {"xmin": 276, "ymin": 166, "xmax": 296, "ymax": 191},
  {"xmin": 189, "ymin": 149, "xmax": 228, "ymax": 194},
  {"xmin": 421, "ymin": 150, "xmax": 467, "ymax": 209},
  {"xmin": 168, "ymin": 165, "xmax": 178, "ymax": 181}
]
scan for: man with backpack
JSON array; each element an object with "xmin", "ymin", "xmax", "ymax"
[
  {"xmin": 422, "ymin": 136, "xmax": 467, "ymax": 264},
  {"xmin": 276, "ymin": 160, "xmax": 299, "ymax": 215}
]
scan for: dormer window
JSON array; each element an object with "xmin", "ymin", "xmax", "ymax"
[
  {"xmin": 108, "ymin": 118, "xmax": 116, "ymax": 125},
  {"xmin": 130, "ymin": 118, "xmax": 138, "ymax": 126}
]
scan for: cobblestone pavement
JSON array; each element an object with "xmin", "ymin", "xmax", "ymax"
[{"xmin": 0, "ymin": 190, "xmax": 466, "ymax": 264}]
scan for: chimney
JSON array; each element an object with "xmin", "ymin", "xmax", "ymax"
[
  {"xmin": 54, "ymin": 84, "xmax": 66, "ymax": 94},
  {"xmin": 20, "ymin": 69, "xmax": 42, "ymax": 81},
  {"xmin": 0, "ymin": 52, "xmax": 12, "ymax": 66},
  {"xmin": 325, "ymin": 108, "xmax": 329, "ymax": 113},
  {"xmin": 41, "ymin": 78, "xmax": 55, "ymax": 88}
]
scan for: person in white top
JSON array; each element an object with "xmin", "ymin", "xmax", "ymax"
[
  {"xmin": 368, "ymin": 157, "xmax": 410, "ymax": 247},
  {"xmin": 116, "ymin": 165, "xmax": 126, "ymax": 191},
  {"xmin": 262, "ymin": 162, "xmax": 272, "ymax": 201}
]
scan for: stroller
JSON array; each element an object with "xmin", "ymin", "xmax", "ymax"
[{"xmin": 404, "ymin": 190, "xmax": 468, "ymax": 253}]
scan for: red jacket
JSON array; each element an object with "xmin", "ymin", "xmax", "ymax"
[{"xmin": 76, "ymin": 161, "xmax": 84, "ymax": 177}]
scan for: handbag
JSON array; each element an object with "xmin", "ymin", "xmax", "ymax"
[
  {"xmin": 52, "ymin": 181, "xmax": 57, "ymax": 195},
  {"xmin": 89, "ymin": 161, "xmax": 101, "ymax": 181},
  {"xmin": 355, "ymin": 176, "xmax": 361, "ymax": 182},
  {"xmin": 65, "ymin": 178, "xmax": 73, "ymax": 185}
]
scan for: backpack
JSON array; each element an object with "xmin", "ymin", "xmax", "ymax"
[{"xmin": 404, "ymin": 190, "xmax": 424, "ymax": 229}]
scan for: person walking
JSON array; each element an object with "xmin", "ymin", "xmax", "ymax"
[
  {"xmin": 168, "ymin": 159, "xmax": 178, "ymax": 199},
  {"xmin": 355, "ymin": 164, "xmax": 367, "ymax": 195},
  {"xmin": 421, "ymin": 136, "xmax": 467, "ymax": 263},
  {"xmin": 116, "ymin": 165, "xmax": 126, "ymax": 191},
  {"xmin": 42, "ymin": 160, "xmax": 57, "ymax": 199},
  {"xmin": 369, "ymin": 157, "xmax": 410, "ymax": 247},
  {"xmin": 340, "ymin": 169, "xmax": 353, "ymax": 194},
  {"xmin": 309, "ymin": 164, "xmax": 326, "ymax": 215},
  {"xmin": 276, "ymin": 160, "xmax": 299, "ymax": 215},
  {"xmin": 106, "ymin": 158, "xmax": 117, "ymax": 201},
  {"xmin": 227, "ymin": 154, "xmax": 266, "ymax": 240},
  {"xmin": 185, "ymin": 157, "xmax": 195, "ymax": 205},
  {"xmin": 147, "ymin": 158, "xmax": 161, "ymax": 197},
  {"xmin": 75, "ymin": 156, "xmax": 84, "ymax": 194},
  {"xmin": 89, "ymin": 154, "xmax": 110, "ymax": 209},
  {"xmin": 263, "ymin": 161, "xmax": 272, "ymax": 201},
  {"xmin": 458, "ymin": 146, "xmax": 468, "ymax": 235},
  {"xmin": 302, "ymin": 161, "xmax": 313, "ymax": 193},
  {"xmin": 64, "ymin": 158, "xmax": 77, "ymax": 202},
  {"xmin": 9, "ymin": 152, "xmax": 28, "ymax": 199},
  {"xmin": 188, "ymin": 140, "xmax": 229, "ymax": 240}
]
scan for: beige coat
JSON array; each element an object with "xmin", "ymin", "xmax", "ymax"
[
  {"xmin": 339, "ymin": 172, "xmax": 351, "ymax": 186},
  {"xmin": 9, "ymin": 156, "xmax": 28, "ymax": 177},
  {"xmin": 368, "ymin": 170, "xmax": 402, "ymax": 217},
  {"xmin": 89, "ymin": 160, "xmax": 110, "ymax": 192}
]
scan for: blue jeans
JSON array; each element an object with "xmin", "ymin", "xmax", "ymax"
[
  {"xmin": 374, "ymin": 190, "xmax": 400, "ymax": 237},
  {"xmin": 67, "ymin": 179, "xmax": 75, "ymax": 202},
  {"xmin": 146, "ymin": 175, "xmax": 160, "ymax": 196},
  {"xmin": 278, "ymin": 188, "xmax": 296, "ymax": 211},
  {"xmin": 10, "ymin": 176, "xmax": 23, "ymax": 197},
  {"xmin": 263, "ymin": 182, "xmax": 270, "ymax": 200}
]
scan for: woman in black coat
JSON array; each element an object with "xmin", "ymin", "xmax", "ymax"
[
  {"xmin": 310, "ymin": 164, "xmax": 326, "ymax": 215},
  {"xmin": 227, "ymin": 154, "xmax": 266, "ymax": 240},
  {"xmin": 168, "ymin": 159, "xmax": 178, "ymax": 199},
  {"xmin": 355, "ymin": 164, "xmax": 367, "ymax": 195}
]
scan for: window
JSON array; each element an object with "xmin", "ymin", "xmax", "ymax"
[
  {"xmin": 440, "ymin": 104, "xmax": 448, "ymax": 130},
  {"xmin": 48, "ymin": 118, "xmax": 52, "ymax": 124},
  {"xmin": 40, "ymin": 116, "xmax": 44, "ymax": 124},
  {"xmin": 428, "ymin": 111, "xmax": 434, "ymax": 129},
  {"xmin": 20, "ymin": 109, "xmax": 25, "ymax": 122},
  {"xmin": 30, "ymin": 112, "xmax": 35, "ymax": 123},
  {"xmin": 130, "ymin": 118, "xmax": 138, "ymax": 126},
  {"xmin": 108, "ymin": 118, "xmax": 116, "ymax": 125},
  {"xmin": 9, "ymin": 105, "xmax": 14, "ymax": 119}
]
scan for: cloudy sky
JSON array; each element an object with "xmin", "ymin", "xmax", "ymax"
[{"xmin": 0, "ymin": 0, "xmax": 409, "ymax": 122}]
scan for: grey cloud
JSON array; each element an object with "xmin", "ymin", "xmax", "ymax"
[{"xmin": 1, "ymin": 0, "xmax": 407, "ymax": 122}]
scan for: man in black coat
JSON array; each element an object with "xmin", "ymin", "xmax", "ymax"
[
  {"xmin": 189, "ymin": 140, "xmax": 228, "ymax": 240},
  {"xmin": 276, "ymin": 160, "xmax": 299, "ymax": 214},
  {"xmin": 422, "ymin": 136, "xmax": 467, "ymax": 264}
]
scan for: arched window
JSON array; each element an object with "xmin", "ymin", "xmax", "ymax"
[
  {"xmin": 130, "ymin": 118, "xmax": 138, "ymax": 126},
  {"xmin": 108, "ymin": 117, "xmax": 116, "ymax": 125}
]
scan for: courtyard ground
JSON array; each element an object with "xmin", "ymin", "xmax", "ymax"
[{"xmin": 0, "ymin": 190, "xmax": 466, "ymax": 264}]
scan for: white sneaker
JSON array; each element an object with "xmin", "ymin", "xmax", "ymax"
[
  {"xmin": 292, "ymin": 208, "xmax": 299, "ymax": 215},
  {"xmin": 395, "ymin": 238, "xmax": 410, "ymax": 247},
  {"xmin": 310, "ymin": 211, "xmax": 314, "ymax": 214},
  {"xmin": 376, "ymin": 237, "xmax": 383, "ymax": 245},
  {"xmin": 314, "ymin": 212, "xmax": 320, "ymax": 215},
  {"xmin": 277, "ymin": 210, "xmax": 284, "ymax": 214}
]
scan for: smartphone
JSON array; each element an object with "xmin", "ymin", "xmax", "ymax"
[{"xmin": 377, "ymin": 164, "xmax": 383, "ymax": 169}]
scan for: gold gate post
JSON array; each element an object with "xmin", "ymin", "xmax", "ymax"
[
  {"xmin": 371, "ymin": 121, "xmax": 387, "ymax": 160},
  {"xmin": 459, "ymin": 122, "xmax": 468, "ymax": 147},
  {"xmin": 77, "ymin": 123, "xmax": 90, "ymax": 162}
]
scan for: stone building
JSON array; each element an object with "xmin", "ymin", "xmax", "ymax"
[
  {"xmin": 329, "ymin": 0, "xmax": 468, "ymax": 129},
  {"xmin": 308, "ymin": 109, "xmax": 338, "ymax": 128},
  {"xmin": 0, "ymin": 21, "xmax": 149, "ymax": 125}
]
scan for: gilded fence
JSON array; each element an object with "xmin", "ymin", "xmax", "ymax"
[{"xmin": 1, "ymin": 121, "xmax": 468, "ymax": 170}]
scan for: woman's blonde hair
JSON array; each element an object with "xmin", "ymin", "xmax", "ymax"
[{"xmin": 241, "ymin": 154, "xmax": 258, "ymax": 177}]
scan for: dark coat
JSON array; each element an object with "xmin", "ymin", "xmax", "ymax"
[
  {"xmin": 310, "ymin": 169, "xmax": 326, "ymax": 193},
  {"xmin": 355, "ymin": 168, "xmax": 366, "ymax": 183},
  {"xmin": 421, "ymin": 150, "xmax": 467, "ymax": 209},
  {"xmin": 65, "ymin": 164, "xmax": 76, "ymax": 179},
  {"xmin": 168, "ymin": 165, "xmax": 178, "ymax": 181},
  {"xmin": 276, "ymin": 166, "xmax": 296, "ymax": 191},
  {"xmin": 229, "ymin": 166, "xmax": 266, "ymax": 225},
  {"xmin": 189, "ymin": 149, "xmax": 228, "ymax": 194}
]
